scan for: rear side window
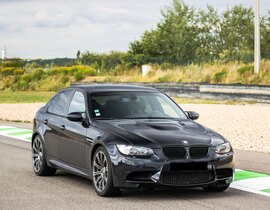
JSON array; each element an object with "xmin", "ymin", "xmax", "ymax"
[
  {"xmin": 68, "ymin": 91, "xmax": 86, "ymax": 114},
  {"xmin": 48, "ymin": 91, "xmax": 73, "ymax": 116}
]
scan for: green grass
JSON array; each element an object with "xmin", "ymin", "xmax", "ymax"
[
  {"xmin": 0, "ymin": 91, "xmax": 55, "ymax": 103},
  {"xmin": 82, "ymin": 61, "xmax": 270, "ymax": 85},
  {"xmin": 1, "ymin": 61, "xmax": 270, "ymax": 93},
  {"xmin": 234, "ymin": 170, "xmax": 270, "ymax": 181},
  {"xmin": 261, "ymin": 189, "xmax": 270, "ymax": 193}
]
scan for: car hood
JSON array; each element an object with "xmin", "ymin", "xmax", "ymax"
[{"xmin": 100, "ymin": 119, "xmax": 225, "ymax": 148}]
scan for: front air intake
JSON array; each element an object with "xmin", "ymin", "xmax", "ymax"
[{"xmin": 160, "ymin": 170, "xmax": 214, "ymax": 185}]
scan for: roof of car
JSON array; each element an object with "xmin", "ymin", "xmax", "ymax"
[{"xmin": 67, "ymin": 84, "xmax": 159, "ymax": 93}]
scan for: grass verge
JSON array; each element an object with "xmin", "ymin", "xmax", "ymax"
[{"xmin": 0, "ymin": 91, "xmax": 55, "ymax": 103}]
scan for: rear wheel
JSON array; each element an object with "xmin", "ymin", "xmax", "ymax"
[
  {"xmin": 92, "ymin": 146, "xmax": 121, "ymax": 197},
  {"xmin": 203, "ymin": 182, "xmax": 230, "ymax": 192},
  {"xmin": 32, "ymin": 135, "xmax": 56, "ymax": 176}
]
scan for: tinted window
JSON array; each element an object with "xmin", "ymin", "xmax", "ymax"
[
  {"xmin": 48, "ymin": 91, "xmax": 73, "ymax": 116},
  {"xmin": 68, "ymin": 91, "xmax": 86, "ymax": 114},
  {"xmin": 90, "ymin": 92, "xmax": 187, "ymax": 120}
]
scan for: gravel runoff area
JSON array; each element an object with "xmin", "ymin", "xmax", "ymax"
[{"xmin": 0, "ymin": 103, "xmax": 269, "ymax": 153}]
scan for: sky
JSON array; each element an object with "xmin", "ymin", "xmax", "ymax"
[{"xmin": 0, "ymin": 0, "xmax": 269, "ymax": 59}]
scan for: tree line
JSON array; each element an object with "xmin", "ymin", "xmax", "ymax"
[
  {"xmin": 79, "ymin": 0, "xmax": 270, "ymax": 69},
  {"xmin": 2, "ymin": 0, "xmax": 270, "ymax": 70},
  {"xmin": 128, "ymin": 0, "xmax": 270, "ymax": 65}
]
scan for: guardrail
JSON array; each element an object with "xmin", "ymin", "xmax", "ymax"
[{"xmin": 72, "ymin": 82, "xmax": 270, "ymax": 103}]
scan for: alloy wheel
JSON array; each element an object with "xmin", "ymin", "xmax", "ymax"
[
  {"xmin": 32, "ymin": 137, "xmax": 43, "ymax": 173},
  {"xmin": 93, "ymin": 151, "xmax": 108, "ymax": 192}
]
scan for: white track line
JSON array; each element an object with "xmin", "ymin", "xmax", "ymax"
[
  {"xmin": 230, "ymin": 185, "xmax": 270, "ymax": 197},
  {"xmin": 15, "ymin": 133, "xmax": 32, "ymax": 139},
  {"xmin": 231, "ymin": 177, "xmax": 270, "ymax": 191},
  {"xmin": 0, "ymin": 126, "xmax": 14, "ymax": 128}
]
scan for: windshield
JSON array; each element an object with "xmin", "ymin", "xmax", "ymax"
[{"xmin": 90, "ymin": 92, "xmax": 187, "ymax": 120}]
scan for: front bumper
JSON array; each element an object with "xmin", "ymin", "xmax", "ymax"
[{"xmin": 106, "ymin": 145, "xmax": 235, "ymax": 188}]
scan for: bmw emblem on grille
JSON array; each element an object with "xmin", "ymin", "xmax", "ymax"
[{"xmin": 182, "ymin": 140, "xmax": 188, "ymax": 145}]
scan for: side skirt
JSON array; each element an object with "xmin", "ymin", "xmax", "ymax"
[{"xmin": 46, "ymin": 155, "xmax": 91, "ymax": 180}]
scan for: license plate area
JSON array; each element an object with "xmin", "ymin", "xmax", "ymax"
[{"xmin": 169, "ymin": 162, "xmax": 208, "ymax": 172}]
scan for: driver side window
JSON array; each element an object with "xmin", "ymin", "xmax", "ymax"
[
  {"xmin": 48, "ymin": 90, "xmax": 73, "ymax": 116},
  {"xmin": 68, "ymin": 91, "xmax": 86, "ymax": 114}
]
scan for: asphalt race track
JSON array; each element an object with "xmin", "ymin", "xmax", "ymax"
[{"xmin": 0, "ymin": 125, "xmax": 270, "ymax": 210}]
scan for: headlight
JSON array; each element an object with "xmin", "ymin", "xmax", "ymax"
[
  {"xmin": 116, "ymin": 145, "xmax": 154, "ymax": 156},
  {"xmin": 216, "ymin": 142, "xmax": 231, "ymax": 154}
]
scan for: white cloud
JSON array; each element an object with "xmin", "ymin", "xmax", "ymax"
[
  {"xmin": 0, "ymin": 0, "xmax": 269, "ymax": 58},
  {"xmin": 33, "ymin": 9, "xmax": 75, "ymax": 28},
  {"xmin": 0, "ymin": 0, "xmax": 169, "ymax": 58}
]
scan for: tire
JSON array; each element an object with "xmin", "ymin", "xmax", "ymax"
[
  {"xmin": 92, "ymin": 146, "xmax": 121, "ymax": 197},
  {"xmin": 32, "ymin": 135, "xmax": 56, "ymax": 176},
  {"xmin": 203, "ymin": 182, "xmax": 230, "ymax": 192}
]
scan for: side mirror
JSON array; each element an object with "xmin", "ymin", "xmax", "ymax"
[
  {"xmin": 67, "ymin": 112, "xmax": 84, "ymax": 122},
  {"xmin": 186, "ymin": 111, "xmax": 199, "ymax": 120}
]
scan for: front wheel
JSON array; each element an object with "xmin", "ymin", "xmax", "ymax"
[
  {"xmin": 92, "ymin": 146, "xmax": 120, "ymax": 197},
  {"xmin": 32, "ymin": 135, "xmax": 56, "ymax": 176},
  {"xmin": 203, "ymin": 182, "xmax": 230, "ymax": 192}
]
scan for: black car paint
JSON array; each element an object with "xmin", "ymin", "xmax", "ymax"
[{"xmin": 32, "ymin": 85, "xmax": 234, "ymax": 188}]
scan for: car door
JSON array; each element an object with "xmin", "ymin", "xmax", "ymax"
[
  {"xmin": 59, "ymin": 90, "xmax": 87, "ymax": 168},
  {"xmin": 43, "ymin": 90, "xmax": 73, "ymax": 159}
]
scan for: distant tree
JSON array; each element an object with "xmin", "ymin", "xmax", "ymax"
[
  {"xmin": 3, "ymin": 58, "xmax": 24, "ymax": 68},
  {"xmin": 196, "ymin": 6, "xmax": 221, "ymax": 63},
  {"xmin": 261, "ymin": 12, "xmax": 270, "ymax": 59},
  {"xmin": 26, "ymin": 58, "xmax": 76, "ymax": 67},
  {"xmin": 129, "ymin": 1, "xmax": 269, "ymax": 65},
  {"xmin": 129, "ymin": 40, "xmax": 144, "ymax": 55},
  {"xmin": 80, "ymin": 51, "xmax": 129, "ymax": 71},
  {"xmin": 129, "ymin": 0, "xmax": 199, "ymax": 64},
  {"xmin": 219, "ymin": 6, "xmax": 254, "ymax": 63}
]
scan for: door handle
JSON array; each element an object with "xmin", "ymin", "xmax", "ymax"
[
  {"xmin": 60, "ymin": 125, "xmax": 65, "ymax": 130},
  {"xmin": 43, "ymin": 119, "xmax": 48, "ymax": 124}
]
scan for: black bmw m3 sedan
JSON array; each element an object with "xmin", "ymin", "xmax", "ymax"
[{"xmin": 32, "ymin": 84, "xmax": 234, "ymax": 196}]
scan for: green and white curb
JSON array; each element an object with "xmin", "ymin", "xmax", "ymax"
[
  {"xmin": 0, "ymin": 125, "xmax": 32, "ymax": 142},
  {"xmin": 231, "ymin": 169, "xmax": 270, "ymax": 197},
  {"xmin": 0, "ymin": 125, "xmax": 270, "ymax": 197}
]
